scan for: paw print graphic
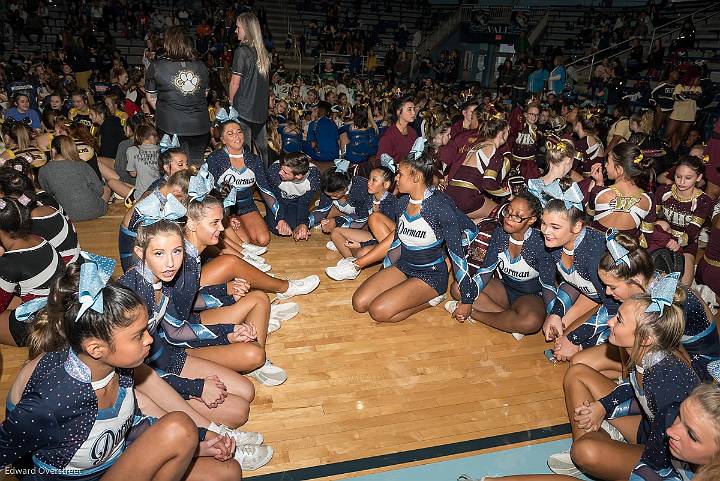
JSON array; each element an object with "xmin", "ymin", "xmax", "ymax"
[{"xmin": 173, "ymin": 70, "xmax": 201, "ymax": 96}]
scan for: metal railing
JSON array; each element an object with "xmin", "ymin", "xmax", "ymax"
[{"xmin": 566, "ymin": 1, "xmax": 720, "ymax": 78}]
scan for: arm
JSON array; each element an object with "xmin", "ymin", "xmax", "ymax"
[
  {"xmin": 144, "ymin": 61, "xmax": 157, "ymax": 110},
  {"xmin": 228, "ymin": 74, "xmax": 240, "ymax": 105},
  {"xmin": 439, "ymin": 202, "xmax": 478, "ymax": 305},
  {"xmin": 598, "ymin": 379, "xmax": 635, "ymax": 419},
  {"xmin": 160, "ymin": 311, "xmax": 235, "ymax": 348},
  {"xmin": 481, "ymin": 151, "xmax": 512, "ymax": 197},
  {"xmin": 297, "ymin": 169, "xmax": 321, "ymax": 227},
  {"xmin": 308, "ymin": 192, "xmax": 333, "ymax": 228},
  {"xmin": 249, "ymin": 157, "xmax": 281, "ymax": 221},
  {"xmin": 265, "ymin": 164, "xmax": 287, "ymax": 222},
  {"xmin": 471, "ymin": 228, "xmax": 502, "ymax": 294},
  {"xmin": 0, "ymin": 260, "xmax": 17, "ymax": 313},
  {"xmin": 157, "ymin": 372, "xmax": 205, "ymax": 400},
  {"xmin": 0, "ymin": 393, "xmax": 58, "ymax": 466}
]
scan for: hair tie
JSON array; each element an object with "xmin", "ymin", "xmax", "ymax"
[
  {"xmin": 633, "ymin": 152, "xmax": 644, "ymax": 164},
  {"xmin": 76, "ymin": 252, "xmax": 117, "ymax": 321},
  {"xmin": 540, "ymin": 180, "xmax": 584, "ymax": 210},
  {"xmin": 137, "ymin": 194, "xmax": 187, "ymax": 226},
  {"xmin": 645, "ymin": 272, "xmax": 680, "ymax": 315},
  {"xmin": 159, "ymin": 133, "xmax": 180, "ymax": 153},
  {"xmin": 409, "ymin": 137, "xmax": 427, "ymax": 161},
  {"xmin": 606, "ymin": 229, "xmax": 631, "ymax": 267},
  {"xmin": 188, "ymin": 165, "xmax": 215, "ymax": 202},
  {"xmin": 334, "ymin": 158, "xmax": 351, "ymax": 174},
  {"xmin": 380, "ymin": 153, "xmax": 396, "ymax": 173},
  {"xmin": 215, "ymin": 106, "xmax": 240, "ymax": 125}
]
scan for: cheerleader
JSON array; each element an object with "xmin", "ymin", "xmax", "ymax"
[
  {"xmin": 539, "ymin": 179, "xmax": 619, "ymax": 360},
  {"xmin": 445, "ymin": 114, "xmax": 511, "ymax": 220},
  {"xmin": 696, "ymin": 200, "xmax": 720, "ymax": 301},
  {"xmin": 265, "ymin": 152, "xmax": 321, "ymax": 239},
  {"xmin": 572, "ymin": 110, "xmax": 605, "ymax": 177},
  {"xmin": 277, "ymin": 107, "xmax": 304, "ymax": 154},
  {"xmin": 547, "ymin": 273, "xmax": 699, "ymax": 480},
  {"xmin": 352, "ymin": 144, "xmax": 478, "ymax": 323},
  {"xmin": 1, "ymin": 255, "xmax": 247, "ymax": 481},
  {"xmin": 0, "ymin": 197, "xmax": 65, "ymax": 347},
  {"xmin": 0, "ymin": 168, "xmax": 80, "ymax": 264},
  {"xmin": 575, "ymin": 230, "xmax": 719, "ymax": 382},
  {"xmin": 119, "ymin": 221, "xmax": 263, "ymax": 431},
  {"xmin": 144, "ymin": 133, "xmax": 189, "ymax": 193},
  {"xmin": 205, "ymin": 107, "xmax": 279, "ymax": 248},
  {"xmin": 527, "ymin": 138, "xmax": 592, "ymax": 202},
  {"xmin": 338, "ymin": 104, "xmax": 379, "ymax": 164},
  {"xmin": 308, "ymin": 159, "xmax": 372, "ymax": 234},
  {"xmin": 652, "ymin": 155, "xmax": 713, "ymax": 285},
  {"xmin": 510, "ymin": 103, "xmax": 542, "ymax": 180},
  {"xmin": 325, "ymin": 157, "xmax": 399, "ymax": 281},
  {"xmin": 587, "ymin": 142, "xmax": 655, "ymax": 246},
  {"xmin": 445, "ymin": 191, "xmax": 556, "ymax": 338}
]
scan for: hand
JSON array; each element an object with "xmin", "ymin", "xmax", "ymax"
[
  {"xmin": 198, "ymin": 375, "xmax": 227, "ymax": 408},
  {"xmin": 437, "ymin": 177, "xmax": 448, "ymax": 191},
  {"xmin": 230, "ymin": 216, "xmax": 242, "ymax": 231},
  {"xmin": 321, "ymin": 218, "xmax": 336, "ymax": 234},
  {"xmin": 543, "ymin": 314, "xmax": 564, "ymax": 341},
  {"xmin": 553, "ymin": 335, "xmax": 582, "ymax": 361},
  {"xmin": 666, "ymin": 239, "xmax": 681, "ymax": 252},
  {"xmin": 226, "ymin": 278, "xmax": 251, "ymax": 299},
  {"xmin": 589, "ymin": 162, "xmax": 604, "ymax": 186},
  {"xmin": 453, "ymin": 303, "xmax": 473, "ymax": 322},
  {"xmin": 573, "ymin": 400, "xmax": 606, "ymax": 433},
  {"xmin": 293, "ymin": 224, "xmax": 309, "ymax": 241},
  {"xmin": 228, "ymin": 323, "xmax": 257, "ymax": 343},
  {"xmin": 345, "ymin": 239, "xmax": 361, "ymax": 249},
  {"xmin": 656, "ymin": 220, "xmax": 671, "ymax": 232},
  {"xmin": 277, "ymin": 220, "xmax": 293, "ymax": 236},
  {"xmin": 199, "ymin": 433, "xmax": 236, "ymax": 461}
]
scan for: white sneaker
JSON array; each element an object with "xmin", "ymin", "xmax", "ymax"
[
  {"xmin": 242, "ymin": 252, "xmax": 266, "ymax": 264},
  {"xmin": 336, "ymin": 257, "xmax": 356, "ymax": 266},
  {"xmin": 268, "ymin": 316, "xmax": 281, "ymax": 334},
  {"xmin": 547, "ymin": 451, "xmax": 582, "ymax": 477},
  {"xmin": 248, "ymin": 360, "xmax": 287, "ymax": 386},
  {"xmin": 601, "ymin": 420, "xmax": 627, "ymax": 442},
  {"xmin": 243, "ymin": 255, "xmax": 272, "ymax": 272},
  {"xmin": 429, "ymin": 294, "xmax": 446, "ymax": 307},
  {"xmin": 270, "ymin": 302, "xmax": 300, "ymax": 323},
  {"xmin": 276, "ymin": 275, "xmax": 320, "ymax": 300},
  {"xmin": 444, "ymin": 300, "xmax": 458, "ymax": 314},
  {"xmin": 511, "ymin": 333, "xmax": 525, "ymax": 341},
  {"xmin": 234, "ymin": 444, "xmax": 274, "ymax": 471},
  {"xmin": 208, "ymin": 422, "xmax": 263, "ymax": 445},
  {"xmin": 325, "ymin": 261, "xmax": 360, "ymax": 281},
  {"xmin": 242, "ymin": 243, "xmax": 267, "ymax": 256},
  {"xmin": 326, "ymin": 240, "xmax": 338, "ymax": 251}
]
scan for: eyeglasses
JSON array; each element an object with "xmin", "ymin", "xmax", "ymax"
[{"xmin": 506, "ymin": 211, "xmax": 533, "ymax": 223}]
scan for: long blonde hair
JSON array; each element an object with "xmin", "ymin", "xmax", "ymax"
[
  {"xmin": 236, "ymin": 12, "xmax": 270, "ymax": 77},
  {"xmin": 51, "ymin": 135, "xmax": 83, "ymax": 162}
]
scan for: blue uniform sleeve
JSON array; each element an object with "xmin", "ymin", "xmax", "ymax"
[
  {"xmin": 0, "ymin": 392, "xmax": 58, "ymax": 467},
  {"xmin": 532, "ymin": 240, "xmax": 558, "ymax": 312},
  {"xmin": 308, "ymin": 192, "xmax": 332, "ymax": 228},
  {"xmin": 160, "ymin": 310, "xmax": 234, "ymax": 348},
  {"xmin": 549, "ymin": 280, "xmax": 582, "ymax": 317},
  {"xmin": 335, "ymin": 178, "xmax": 371, "ymax": 229},
  {"xmin": 567, "ymin": 304, "xmax": 612, "ymax": 347},
  {"xmin": 248, "ymin": 155, "xmax": 281, "ymax": 221},
  {"xmin": 599, "ymin": 379, "xmax": 635, "ymax": 419},
  {"xmin": 157, "ymin": 373, "xmax": 205, "ymax": 400},
  {"xmin": 629, "ymin": 464, "xmax": 684, "ymax": 481},
  {"xmin": 197, "ymin": 284, "xmax": 236, "ymax": 310},
  {"xmin": 472, "ymin": 226, "xmax": 502, "ymax": 294},
  {"xmin": 298, "ymin": 168, "xmax": 321, "ymax": 226},
  {"xmin": 438, "ymin": 200, "xmax": 478, "ymax": 304},
  {"xmin": 266, "ymin": 163, "xmax": 287, "ymax": 222}
]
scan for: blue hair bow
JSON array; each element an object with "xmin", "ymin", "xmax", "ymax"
[
  {"xmin": 137, "ymin": 193, "xmax": 187, "ymax": 226},
  {"xmin": 216, "ymin": 107, "xmax": 240, "ymax": 124},
  {"xmin": 645, "ymin": 272, "xmax": 680, "ymax": 315},
  {"xmin": 541, "ymin": 180, "xmax": 584, "ymax": 210},
  {"xmin": 380, "ymin": 153, "xmax": 396, "ymax": 173},
  {"xmin": 606, "ymin": 229, "xmax": 631, "ymax": 267},
  {"xmin": 223, "ymin": 187, "xmax": 238, "ymax": 208},
  {"xmin": 189, "ymin": 165, "xmax": 214, "ymax": 202},
  {"xmin": 334, "ymin": 158, "xmax": 350, "ymax": 174},
  {"xmin": 409, "ymin": 137, "xmax": 426, "ymax": 160},
  {"xmin": 159, "ymin": 133, "xmax": 180, "ymax": 153},
  {"xmin": 14, "ymin": 297, "xmax": 49, "ymax": 323},
  {"xmin": 708, "ymin": 360, "xmax": 720, "ymax": 383},
  {"xmin": 76, "ymin": 251, "xmax": 116, "ymax": 321}
]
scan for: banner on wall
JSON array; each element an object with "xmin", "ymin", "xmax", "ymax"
[{"xmin": 461, "ymin": 5, "xmax": 531, "ymax": 44}]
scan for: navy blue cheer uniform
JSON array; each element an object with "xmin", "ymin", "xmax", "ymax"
[
  {"xmin": 599, "ymin": 351, "xmax": 699, "ymax": 481},
  {"xmin": 384, "ymin": 189, "xmax": 478, "ymax": 303},
  {"xmin": 119, "ymin": 265, "xmax": 234, "ymax": 399},
  {"xmin": 678, "ymin": 285, "xmax": 720, "ymax": 382},
  {"xmin": 309, "ymin": 176, "xmax": 372, "ymax": 229},
  {"xmin": 548, "ymin": 227, "xmax": 620, "ymax": 348},
  {"xmin": 0, "ymin": 349, "xmax": 153, "ymax": 481},
  {"xmin": 204, "ymin": 146, "xmax": 280, "ymax": 219},
  {"xmin": 359, "ymin": 192, "xmax": 401, "ymax": 249},
  {"xmin": 277, "ymin": 125, "xmax": 303, "ymax": 153},
  {"xmin": 338, "ymin": 125, "xmax": 379, "ymax": 164},
  {"xmin": 266, "ymin": 161, "xmax": 321, "ymax": 232},
  {"xmin": 472, "ymin": 227, "xmax": 556, "ymax": 307}
]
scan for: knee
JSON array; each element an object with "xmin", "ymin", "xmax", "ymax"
[
  {"xmin": 563, "ymin": 363, "xmax": 592, "ymax": 389},
  {"xmin": 253, "ymin": 230, "xmax": 271, "ymax": 247},
  {"xmin": 247, "ymin": 289, "xmax": 271, "ymax": 308},
  {"xmin": 215, "ymin": 460, "xmax": 243, "ymax": 481},
  {"xmin": 570, "ymin": 436, "xmax": 602, "ymax": 472},
  {"xmin": 224, "ymin": 396, "xmax": 251, "ymax": 428},
  {"xmin": 352, "ymin": 291, "xmax": 369, "ymax": 313},
  {"xmin": 368, "ymin": 299, "xmax": 395, "ymax": 323},
  {"xmin": 516, "ymin": 311, "xmax": 543, "ymax": 334},
  {"xmin": 156, "ymin": 412, "xmax": 198, "ymax": 454},
  {"xmin": 242, "ymin": 344, "xmax": 266, "ymax": 372}
]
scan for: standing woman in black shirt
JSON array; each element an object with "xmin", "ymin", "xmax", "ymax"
[
  {"xmin": 145, "ymin": 26, "xmax": 210, "ymax": 166},
  {"xmin": 229, "ymin": 12, "xmax": 271, "ymax": 166}
]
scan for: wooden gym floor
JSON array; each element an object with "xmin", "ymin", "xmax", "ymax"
[{"xmin": 0, "ymin": 203, "xmax": 571, "ymax": 480}]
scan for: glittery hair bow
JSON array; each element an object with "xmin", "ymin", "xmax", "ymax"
[
  {"xmin": 708, "ymin": 360, "xmax": 720, "ymax": 383},
  {"xmin": 645, "ymin": 272, "xmax": 680, "ymax": 315},
  {"xmin": 137, "ymin": 194, "xmax": 187, "ymax": 226},
  {"xmin": 14, "ymin": 297, "xmax": 49, "ymax": 323},
  {"xmin": 546, "ymin": 135, "xmax": 568, "ymax": 153},
  {"xmin": 159, "ymin": 133, "xmax": 180, "ymax": 153},
  {"xmin": 541, "ymin": 180, "xmax": 584, "ymax": 210},
  {"xmin": 188, "ymin": 165, "xmax": 214, "ymax": 202},
  {"xmin": 215, "ymin": 106, "xmax": 240, "ymax": 125},
  {"xmin": 606, "ymin": 228, "xmax": 631, "ymax": 267},
  {"xmin": 334, "ymin": 158, "xmax": 350, "ymax": 174},
  {"xmin": 380, "ymin": 153, "xmax": 396, "ymax": 173},
  {"xmin": 633, "ymin": 152, "xmax": 644, "ymax": 165},
  {"xmin": 76, "ymin": 251, "xmax": 116, "ymax": 321},
  {"xmin": 409, "ymin": 137, "xmax": 427, "ymax": 161}
]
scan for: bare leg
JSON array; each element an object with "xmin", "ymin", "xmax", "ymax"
[
  {"xmin": 0, "ymin": 310, "xmax": 18, "ymax": 346},
  {"xmin": 239, "ymin": 211, "xmax": 271, "ymax": 246},
  {"xmin": 200, "ymin": 290, "xmax": 271, "ymax": 345},
  {"xmin": 473, "ymin": 293, "xmax": 545, "ymax": 335},
  {"xmin": 367, "ymin": 212, "xmax": 395, "ymax": 241},
  {"xmin": 353, "ymin": 266, "xmax": 409, "ymax": 313},
  {"xmin": 563, "ymin": 364, "xmax": 624, "ymax": 440},
  {"xmin": 98, "ymin": 158, "xmax": 133, "ymax": 197},
  {"xmin": 570, "ymin": 343, "xmax": 623, "ymax": 379},
  {"xmin": 182, "ymin": 456, "xmax": 242, "ymax": 481},
  {"xmin": 332, "ymin": 227, "xmax": 373, "ymax": 258},
  {"xmin": 200, "ymin": 254, "xmax": 288, "ymax": 293},
  {"xmin": 226, "ymin": 216, "xmax": 251, "ymax": 244},
  {"xmin": 354, "ymin": 230, "xmax": 395, "ymax": 269},
  {"xmin": 681, "ymin": 253, "xmax": 695, "ymax": 286}
]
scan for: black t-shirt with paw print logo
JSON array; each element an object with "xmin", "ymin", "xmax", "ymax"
[{"xmin": 145, "ymin": 58, "xmax": 210, "ymax": 136}]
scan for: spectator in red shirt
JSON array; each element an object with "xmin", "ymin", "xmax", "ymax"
[{"xmin": 377, "ymin": 96, "xmax": 417, "ymax": 163}]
